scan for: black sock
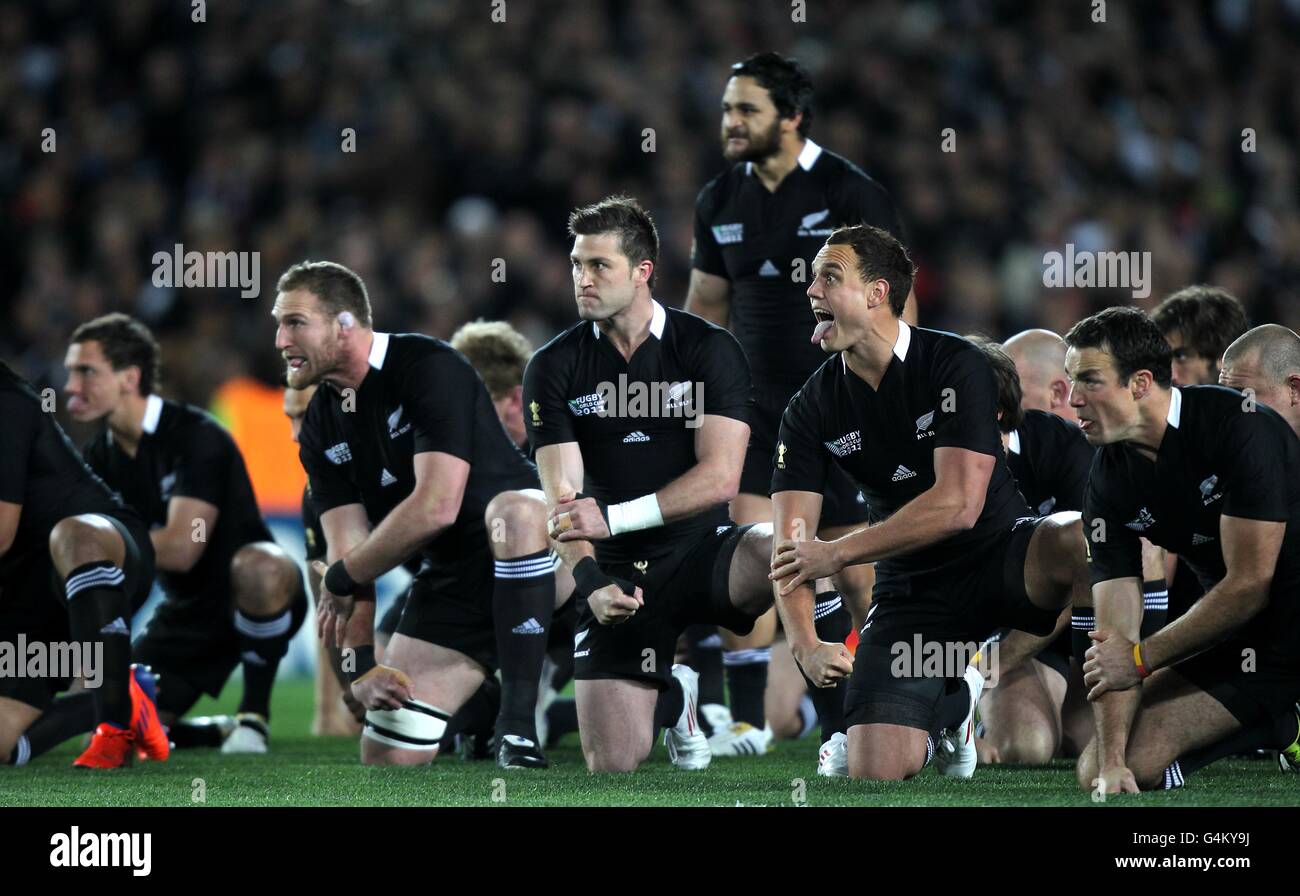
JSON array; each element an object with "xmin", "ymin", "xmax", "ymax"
[
  {"xmin": 936, "ymin": 676, "xmax": 973, "ymax": 730},
  {"xmin": 169, "ymin": 720, "xmax": 228, "ymax": 748},
  {"xmin": 492, "ymin": 549, "xmax": 556, "ymax": 743},
  {"xmin": 1070, "ymin": 605, "xmax": 1095, "ymax": 666},
  {"xmin": 1169, "ymin": 718, "xmax": 1278, "ymax": 782},
  {"xmin": 653, "ymin": 676, "xmax": 686, "ymax": 731},
  {"xmin": 806, "ymin": 591, "xmax": 851, "ymax": 742},
  {"xmin": 545, "ymin": 697, "xmax": 579, "ymax": 747},
  {"xmin": 1140, "ymin": 579, "xmax": 1168, "ymax": 639},
  {"xmin": 63, "ymin": 561, "xmax": 132, "ymax": 729},
  {"xmin": 724, "ymin": 648, "xmax": 769, "ymax": 728},
  {"xmin": 7, "ymin": 692, "xmax": 100, "ymax": 765},
  {"xmin": 440, "ymin": 678, "xmax": 501, "ymax": 749},
  {"xmin": 234, "ymin": 606, "xmax": 297, "ymax": 719},
  {"xmin": 685, "ymin": 625, "xmax": 725, "ymax": 706}
]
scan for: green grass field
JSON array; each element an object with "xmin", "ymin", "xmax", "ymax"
[{"xmin": 2, "ymin": 677, "xmax": 1293, "ymax": 807}]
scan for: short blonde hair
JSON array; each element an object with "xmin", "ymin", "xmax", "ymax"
[{"xmin": 451, "ymin": 320, "xmax": 533, "ymax": 398}]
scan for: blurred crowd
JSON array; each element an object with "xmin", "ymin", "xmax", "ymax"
[{"xmin": 3, "ymin": 0, "xmax": 1299, "ymax": 416}]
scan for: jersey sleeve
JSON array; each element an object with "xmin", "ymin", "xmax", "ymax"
[
  {"xmin": 0, "ymin": 390, "xmax": 39, "ymax": 505},
  {"xmin": 1081, "ymin": 455, "xmax": 1142, "ymax": 585},
  {"xmin": 171, "ymin": 422, "xmax": 234, "ymax": 507},
  {"xmin": 837, "ymin": 172, "xmax": 905, "ymax": 241},
  {"xmin": 690, "ymin": 182, "xmax": 729, "ymax": 278},
  {"xmin": 297, "ymin": 410, "xmax": 361, "ymax": 514},
  {"xmin": 1048, "ymin": 420, "xmax": 1094, "ymax": 512},
  {"xmin": 931, "ymin": 344, "xmax": 1005, "ymax": 458},
  {"xmin": 770, "ymin": 385, "xmax": 829, "ymax": 495},
  {"xmin": 692, "ymin": 327, "xmax": 752, "ymax": 424},
  {"xmin": 403, "ymin": 350, "xmax": 480, "ymax": 461},
  {"xmin": 522, "ymin": 345, "xmax": 577, "ymax": 450},
  {"xmin": 1216, "ymin": 407, "xmax": 1292, "ymax": 523}
]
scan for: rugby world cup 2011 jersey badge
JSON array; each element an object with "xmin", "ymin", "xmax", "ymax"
[
  {"xmin": 568, "ymin": 392, "xmax": 606, "ymax": 416},
  {"xmin": 712, "ymin": 223, "xmax": 743, "ymax": 245},
  {"xmin": 824, "ymin": 430, "xmax": 862, "ymax": 458}
]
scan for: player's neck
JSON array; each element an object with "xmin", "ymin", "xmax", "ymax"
[
  {"xmin": 597, "ymin": 295, "xmax": 655, "ymax": 360},
  {"xmin": 751, "ymin": 137, "xmax": 803, "ymax": 192},
  {"xmin": 327, "ymin": 331, "xmax": 375, "ymax": 392},
  {"xmin": 843, "ymin": 315, "xmax": 902, "ymax": 389},
  {"xmin": 108, "ymin": 393, "xmax": 149, "ymax": 458},
  {"xmin": 1127, "ymin": 387, "xmax": 1173, "ymax": 458}
]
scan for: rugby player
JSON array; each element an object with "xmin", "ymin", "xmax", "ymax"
[
  {"xmin": 526, "ymin": 196, "xmax": 776, "ymax": 773},
  {"xmin": 1, "ymin": 361, "xmax": 164, "ymax": 768},
  {"xmin": 1067, "ymin": 308, "xmax": 1300, "ymax": 791},
  {"xmin": 767, "ymin": 225, "xmax": 1087, "ymax": 781},
  {"xmin": 1220, "ymin": 325, "xmax": 1300, "ymax": 438},
  {"xmin": 687, "ymin": 51, "xmax": 914, "ymax": 759},
  {"xmin": 65, "ymin": 314, "xmax": 307, "ymax": 754},
  {"xmin": 277, "ymin": 261, "xmax": 569, "ymax": 770},
  {"xmin": 1002, "ymin": 329, "xmax": 1077, "ymax": 422},
  {"xmin": 451, "ymin": 320, "xmax": 533, "ymax": 451}
]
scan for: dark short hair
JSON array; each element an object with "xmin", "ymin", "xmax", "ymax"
[
  {"xmin": 729, "ymin": 52, "xmax": 814, "ymax": 137},
  {"xmin": 69, "ymin": 313, "xmax": 161, "ymax": 396},
  {"xmin": 276, "ymin": 261, "xmax": 373, "ymax": 327},
  {"xmin": 568, "ymin": 195, "xmax": 660, "ymax": 289},
  {"xmin": 1064, "ymin": 306, "xmax": 1173, "ymax": 388},
  {"xmin": 966, "ymin": 335, "xmax": 1024, "ymax": 433},
  {"xmin": 451, "ymin": 320, "xmax": 532, "ymax": 398},
  {"xmin": 1151, "ymin": 285, "xmax": 1248, "ymax": 362},
  {"xmin": 824, "ymin": 225, "xmax": 915, "ymax": 316}
]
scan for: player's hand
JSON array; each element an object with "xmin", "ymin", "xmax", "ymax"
[
  {"xmin": 549, "ymin": 496, "xmax": 612, "ymax": 542},
  {"xmin": 1096, "ymin": 765, "xmax": 1140, "ymax": 794},
  {"xmin": 792, "ymin": 640, "xmax": 854, "ymax": 688},
  {"xmin": 342, "ymin": 689, "xmax": 367, "ymax": 724},
  {"xmin": 351, "ymin": 664, "xmax": 413, "ymax": 711},
  {"xmin": 312, "ymin": 560, "xmax": 355, "ymax": 647},
  {"xmin": 588, "ymin": 581, "xmax": 644, "ymax": 625},
  {"xmin": 769, "ymin": 537, "xmax": 844, "ymax": 594},
  {"xmin": 1082, "ymin": 629, "xmax": 1140, "ymax": 699}
]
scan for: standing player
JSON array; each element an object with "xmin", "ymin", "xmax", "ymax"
[
  {"xmin": 276, "ymin": 261, "xmax": 567, "ymax": 770},
  {"xmin": 767, "ymin": 225, "xmax": 1088, "ymax": 781},
  {"xmin": 687, "ymin": 51, "xmax": 915, "ymax": 758},
  {"xmin": 65, "ymin": 314, "xmax": 308, "ymax": 754},
  {"xmin": 526, "ymin": 196, "xmax": 776, "ymax": 773},
  {"xmin": 1064, "ymin": 307, "xmax": 1300, "ymax": 792},
  {"xmin": 1, "ymin": 360, "xmax": 165, "ymax": 769}
]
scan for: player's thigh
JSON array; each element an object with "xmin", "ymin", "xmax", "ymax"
[
  {"xmin": 979, "ymin": 661, "xmax": 1061, "ymax": 765},
  {"xmin": 1022, "ymin": 511, "xmax": 1086, "ymax": 607},
  {"xmin": 383, "ymin": 633, "xmax": 487, "ymax": 714},
  {"xmin": 0, "ymin": 697, "xmax": 42, "ymax": 758},
  {"xmin": 1124, "ymin": 668, "xmax": 1241, "ymax": 787},
  {"xmin": 575, "ymin": 677, "xmax": 659, "ymax": 770}
]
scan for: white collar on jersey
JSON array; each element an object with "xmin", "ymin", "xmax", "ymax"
[
  {"xmin": 592, "ymin": 299, "xmax": 666, "ymax": 341},
  {"xmin": 141, "ymin": 394, "xmax": 164, "ymax": 434},
  {"xmin": 746, "ymin": 138, "xmax": 823, "ymax": 176},
  {"xmin": 368, "ymin": 332, "xmax": 391, "ymax": 369},
  {"xmin": 1166, "ymin": 386, "xmax": 1182, "ymax": 429},
  {"xmin": 840, "ymin": 319, "xmax": 911, "ymax": 374},
  {"xmin": 1008, "ymin": 429, "xmax": 1022, "ymax": 455}
]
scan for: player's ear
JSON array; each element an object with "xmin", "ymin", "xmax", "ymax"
[
  {"xmin": 337, "ymin": 311, "xmax": 355, "ymax": 331},
  {"xmin": 1287, "ymin": 374, "xmax": 1300, "ymax": 407}
]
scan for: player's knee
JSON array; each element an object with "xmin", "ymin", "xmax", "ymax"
[
  {"xmin": 360, "ymin": 701, "xmax": 446, "ymax": 766},
  {"xmin": 584, "ymin": 749, "xmax": 643, "ymax": 773},
  {"xmin": 850, "ymin": 755, "xmax": 922, "ymax": 781},
  {"xmin": 484, "ymin": 490, "xmax": 547, "ymax": 552},
  {"xmin": 231, "ymin": 543, "xmax": 296, "ymax": 613},
  {"xmin": 1075, "ymin": 749, "xmax": 1097, "ymax": 790},
  {"xmin": 48, "ymin": 515, "xmax": 115, "ymax": 571},
  {"xmin": 993, "ymin": 728, "xmax": 1057, "ymax": 766}
]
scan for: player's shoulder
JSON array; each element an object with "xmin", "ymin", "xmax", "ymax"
[
  {"xmin": 665, "ymin": 305, "xmax": 735, "ymax": 342},
  {"xmin": 695, "ymin": 163, "xmax": 747, "ymax": 212},
  {"xmin": 382, "ymin": 331, "xmax": 460, "ymax": 369},
  {"xmin": 1021, "ymin": 408, "xmax": 1086, "ymax": 445},
  {"xmin": 531, "ymin": 318, "xmax": 591, "ymax": 364},
  {"xmin": 163, "ymin": 399, "xmax": 239, "ymax": 450},
  {"xmin": 911, "ymin": 325, "xmax": 983, "ymax": 365}
]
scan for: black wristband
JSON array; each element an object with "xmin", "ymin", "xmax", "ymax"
[
  {"xmin": 346, "ymin": 644, "xmax": 377, "ymax": 683},
  {"xmin": 324, "ymin": 559, "xmax": 358, "ymax": 597},
  {"xmin": 572, "ymin": 557, "xmax": 613, "ymax": 600}
]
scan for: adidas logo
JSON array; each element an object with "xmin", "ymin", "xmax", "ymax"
[
  {"xmin": 891, "ymin": 465, "xmax": 917, "ymax": 482},
  {"xmin": 512, "ymin": 617, "xmax": 545, "ymax": 635},
  {"xmin": 100, "ymin": 617, "xmax": 129, "ymax": 636},
  {"xmin": 623, "ymin": 431, "xmax": 650, "ymax": 443},
  {"xmin": 380, "ymin": 468, "xmax": 397, "ymax": 486},
  {"xmin": 758, "ymin": 259, "xmax": 780, "ymax": 277}
]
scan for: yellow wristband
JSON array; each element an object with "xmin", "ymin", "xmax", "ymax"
[{"xmin": 1133, "ymin": 642, "xmax": 1150, "ymax": 679}]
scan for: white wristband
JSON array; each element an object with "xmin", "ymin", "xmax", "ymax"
[{"xmin": 607, "ymin": 494, "xmax": 664, "ymax": 536}]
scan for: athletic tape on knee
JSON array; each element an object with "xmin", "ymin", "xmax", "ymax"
[{"xmin": 362, "ymin": 700, "xmax": 451, "ymax": 751}]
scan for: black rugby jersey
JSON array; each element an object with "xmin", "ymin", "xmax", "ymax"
[
  {"xmin": 0, "ymin": 362, "xmax": 135, "ymax": 577},
  {"xmin": 1083, "ymin": 386, "xmax": 1300, "ymax": 665},
  {"xmin": 523, "ymin": 301, "xmax": 752, "ymax": 564},
  {"xmin": 692, "ymin": 140, "xmax": 904, "ymax": 392},
  {"xmin": 298, "ymin": 333, "xmax": 538, "ymax": 573},
  {"xmin": 1006, "ymin": 409, "xmax": 1094, "ymax": 516},
  {"xmin": 82, "ymin": 396, "xmax": 272, "ymax": 605},
  {"xmin": 771, "ymin": 323, "xmax": 1029, "ymax": 575}
]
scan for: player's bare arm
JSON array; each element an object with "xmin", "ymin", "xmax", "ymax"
[
  {"xmin": 0, "ymin": 500, "xmax": 19, "ymax": 559},
  {"xmin": 550, "ymin": 414, "xmax": 748, "ymax": 542},
  {"xmin": 684, "ymin": 268, "xmax": 731, "ymax": 327},
  {"xmin": 771, "ymin": 488, "xmax": 853, "ymax": 688},
  {"xmin": 1085, "ymin": 515, "xmax": 1283, "ymax": 696},
  {"xmin": 771, "ymin": 445, "xmax": 993, "ymax": 593},
  {"xmin": 1083, "ymin": 575, "xmax": 1144, "ymax": 791},
  {"xmin": 537, "ymin": 442, "xmax": 643, "ymax": 625},
  {"xmin": 150, "ymin": 495, "xmax": 219, "ymax": 573}
]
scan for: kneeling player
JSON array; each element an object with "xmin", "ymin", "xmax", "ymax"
[
  {"xmin": 768, "ymin": 225, "xmax": 1088, "ymax": 781},
  {"xmin": 1069, "ymin": 308, "xmax": 1300, "ymax": 791},
  {"xmin": 65, "ymin": 315, "xmax": 307, "ymax": 753},
  {"xmin": 1, "ymin": 360, "xmax": 164, "ymax": 769},
  {"xmin": 527, "ymin": 196, "xmax": 775, "ymax": 773},
  {"xmin": 277, "ymin": 261, "xmax": 570, "ymax": 769}
]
